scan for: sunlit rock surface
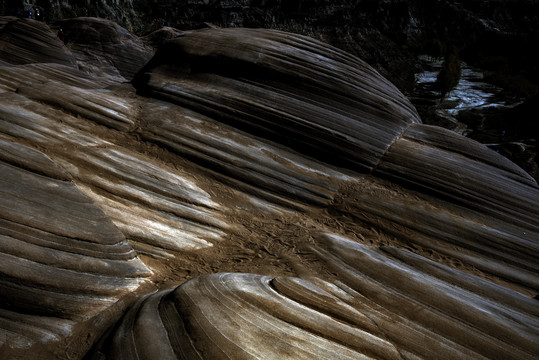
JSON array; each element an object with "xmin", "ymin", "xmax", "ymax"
[
  {"xmin": 108, "ymin": 256, "xmax": 538, "ymax": 359},
  {"xmin": 0, "ymin": 17, "xmax": 538, "ymax": 359},
  {"xmin": 0, "ymin": 134, "xmax": 152, "ymax": 358}
]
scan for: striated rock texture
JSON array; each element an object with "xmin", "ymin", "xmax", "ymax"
[
  {"xmin": 0, "ymin": 105, "xmax": 153, "ymax": 357},
  {"xmin": 107, "ymin": 254, "xmax": 538, "ymax": 359},
  {"xmin": 133, "ymin": 27, "xmax": 421, "ymax": 172},
  {"xmin": 0, "ymin": 16, "xmax": 538, "ymax": 360}
]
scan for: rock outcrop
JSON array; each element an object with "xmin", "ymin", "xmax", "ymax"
[
  {"xmin": 0, "ymin": 106, "xmax": 152, "ymax": 358},
  {"xmin": 106, "ymin": 242, "xmax": 539, "ymax": 359},
  {"xmin": 0, "ymin": 16, "xmax": 538, "ymax": 359},
  {"xmin": 133, "ymin": 27, "xmax": 421, "ymax": 172}
]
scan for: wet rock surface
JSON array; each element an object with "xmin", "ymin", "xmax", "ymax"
[{"xmin": 0, "ymin": 16, "xmax": 538, "ymax": 360}]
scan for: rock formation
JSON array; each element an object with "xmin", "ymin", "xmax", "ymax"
[{"xmin": 0, "ymin": 16, "xmax": 538, "ymax": 359}]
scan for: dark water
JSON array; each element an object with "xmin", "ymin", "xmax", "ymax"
[
  {"xmin": 414, "ymin": 55, "xmax": 519, "ymax": 119},
  {"xmin": 414, "ymin": 56, "xmax": 538, "ymax": 182}
]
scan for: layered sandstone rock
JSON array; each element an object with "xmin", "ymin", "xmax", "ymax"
[{"xmin": 0, "ymin": 16, "xmax": 537, "ymax": 359}]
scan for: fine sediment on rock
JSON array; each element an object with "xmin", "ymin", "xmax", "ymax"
[
  {"xmin": 132, "ymin": 26, "xmax": 539, "ymax": 292},
  {"xmin": 0, "ymin": 16, "xmax": 538, "ymax": 359}
]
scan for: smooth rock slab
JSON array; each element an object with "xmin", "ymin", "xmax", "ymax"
[
  {"xmin": 100, "ymin": 231, "xmax": 539, "ymax": 359},
  {"xmin": 134, "ymin": 27, "xmax": 421, "ymax": 172},
  {"xmin": 58, "ymin": 17, "xmax": 153, "ymax": 81}
]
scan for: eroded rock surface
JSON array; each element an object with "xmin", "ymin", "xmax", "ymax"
[
  {"xmin": 0, "ymin": 16, "xmax": 538, "ymax": 360},
  {"xmin": 0, "ymin": 136, "xmax": 152, "ymax": 358},
  {"xmin": 133, "ymin": 27, "xmax": 421, "ymax": 172}
]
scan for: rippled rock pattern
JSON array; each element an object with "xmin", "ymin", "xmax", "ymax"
[
  {"xmin": 109, "ymin": 254, "xmax": 538, "ymax": 359},
  {"xmin": 0, "ymin": 128, "xmax": 152, "ymax": 357},
  {"xmin": 0, "ymin": 17, "xmax": 538, "ymax": 359},
  {"xmin": 107, "ymin": 273, "xmax": 404, "ymax": 359},
  {"xmin": 134, "ymin": 27, "xmax": 421, "ymax": 172}
]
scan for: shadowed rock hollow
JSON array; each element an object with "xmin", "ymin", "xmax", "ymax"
[{"xmin": 0, "ymin": 17, "xmax": 538, "ymax": 359}]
